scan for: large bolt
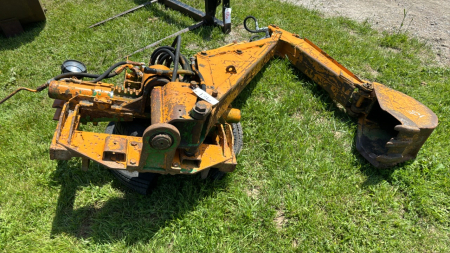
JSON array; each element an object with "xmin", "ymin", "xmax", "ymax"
[
  {"xmin": 150, "ymin": 134, "xmax": 173, "ymax": 150},
  {"xmin": 195, "ymin": 102, "xmax": 207, "ymax": 112},
  {"xmin": 190, "ymin": 101, "xmax": 211, "ymax": 120},
  {"xmin": 190, "ymin": 80, "xmax": 199, "ymax": 89}
]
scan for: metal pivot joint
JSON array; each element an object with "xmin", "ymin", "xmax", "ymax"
[{"xmin": 151, "ymin": 134, "xmax": 173, "ymax": 150}]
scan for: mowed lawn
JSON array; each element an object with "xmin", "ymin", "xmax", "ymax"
[{"xmin": 0, "ymin": 0, "xmax": 449, "ymax": 252}]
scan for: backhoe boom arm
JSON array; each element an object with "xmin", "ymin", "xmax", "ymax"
[{"xmin": 196, "ymin": 25, "xmax": 437, "ymax": 168}]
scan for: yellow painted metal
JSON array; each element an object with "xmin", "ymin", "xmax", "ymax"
[
  {"xmin": 373, "ymin": 82, "xmax": 437, "ymax": 128},
  {"xmin": 51, "ymin": 100, "xmax": 235, "ymax": 173},
  {"xmin": 48, "ymin": 80, "xmax": 117, "ymax": 101},
  {"xmin": 45, "ymin": 24, "xmax": 437, "ymax": 171},
  {"xmin": 197, "ymin": 32, "xmax": 281, "ymax": 134},
  {"xmin": 153, "ymin": 81, "xmax": 198, "ymax": 123},
  {"xmin": 220, "ymin": 108, "xmax": 241, "ymax": 123}
]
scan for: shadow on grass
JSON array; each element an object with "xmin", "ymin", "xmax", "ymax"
[
  {"xmin": 286, "ymin": 66, "xmax": 405, "ymax": 186},
  {"xmin": 0, "ymin": 21, "xmax": 46, "ymax": 51},
  {"xmin": 233, "ymin": 61, "xmax": 402, "ymax": 186},
  {"xmin": 132, "ymin": 0, "xmax": 219, "ymax": 41},
  {"xmin": 350, "ymin": 143, "xmax": 399, "ymax": 187},
  {"xmin": 105, "ymin": 0, "xmax": 218, "ymax": 60},
  {"xmin": 50, "ymin": 160, "xmax": 226, "ymax": 245}
]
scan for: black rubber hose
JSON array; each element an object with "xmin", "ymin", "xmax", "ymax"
[
  {"xmin": 150, "ymin": 46, "xmax": 173, "ymax": 63},
  {"xmin": 143, "ymin": 67, "xmax": 172, "ymax": 75},
  {"xmin": 150, "ymin": 46, "xmax": 189, "ymax": 71},
  {"xmin": 55, "ymin": 70, "xmax": 121, "ymax": 79},
  {"xmin": 53, "ymin": 72, "xmax": 101, "ymax": 80},
  {"xmin": 180, "ymin": 55, "xmax": 191, "ymax": 82},
  {"xmin": 150, "ymin": 46, "xmax": 175, "ymax": 65},
  {"xmin": 53, "ymin": 72, "xmax": 119, "ymax": 82},
  {"xmin": 50, "ymin": 61, "xmax": 129, "ymax": 82},
  {"xmin": 249, "ymin": 35, "xmax": 261, "ymax": 42},
  {"xmin": 244, "ymin": 15, "xmax": 259, "ymax": 33},
  {"xmin": 171, "ymin": 35, "xmax": 181, "ymax": 82},
  {"xmin": 191, "ymin": 61, "xmax": 205, "ymax": 83},
  {"xmin": 91, "ymin": 61, "xmax": 128, "ymax": 82},
  {"xmin": 180, "ymin": 55, "xmax": 190, "ymax": 70},
  {"xmin": 157, "ymin": 53, "xmax": 174, "ymax": 67},
  {"xmin": 143, "ymin": 67, "xmax": 194, "ymax": 75}
]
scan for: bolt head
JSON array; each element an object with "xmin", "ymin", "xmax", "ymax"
[
  {"xmin": 150, "ymin": 134, "xmax": 173, "ymax": 150},
  {"xmin": 194, "ymin": 101, "xmax": 208, "ymax": 112},
  {"xmin": 190, "ymin": 81, "xmax": 199, "ymax": 89},
  {"xmin": 190, "ymin": 101, "xmax": 211, "ymax": 119}
]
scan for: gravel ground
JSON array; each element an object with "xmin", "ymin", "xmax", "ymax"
[{"xmin": 285, "ymin": 0, "xmax": 450, "ymax": 66}]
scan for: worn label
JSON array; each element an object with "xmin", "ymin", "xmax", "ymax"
[
  {"xmin": 225, "ymin": 8, "xmax": 231, "ymax": 24},
  {"xmin": 193, "ymin": 88, "xmax": 219, "ymax": 105}
]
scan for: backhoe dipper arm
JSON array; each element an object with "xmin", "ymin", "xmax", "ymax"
[
  {"xmin": 196, "ymin": 25, "xmax": 437, "ymax": 168},
  {"xmin": 273, "ymin": 27, "xmax": 369, "ymax": 113}
]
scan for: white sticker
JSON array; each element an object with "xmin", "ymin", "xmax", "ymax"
[
  {"xmin": 193, "ymin": 87, "xmax": 219, "ymax": 105},
  {"xmin": 224, "ymin": 8, "xmax": 231, "ymax": 24}
]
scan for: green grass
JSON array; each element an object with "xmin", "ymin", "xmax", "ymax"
[{"xmin": 1, "ymin": 0, "xmax": 449, "ymax": 252}]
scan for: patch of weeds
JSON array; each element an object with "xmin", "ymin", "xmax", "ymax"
[{"xmin": 380, "ymin": 32, "xmax": 408, "ymax": 49}]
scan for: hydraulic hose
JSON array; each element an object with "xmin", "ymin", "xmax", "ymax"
[
  {"xmin": 91, "ymin": 61, "xmax": 128, "ymax": 82},
  {"xmin": 243, "ymin": 15, "xmax": 270, "ymax": 41},
  {"xmin": 0, "ymin": 61, "xmax": 136, "ymax": 105},
  {"xmin": 53, "ymin": 72, "xmax": 102, "ymax": 80},
  {"xmin": 53, "ymin": 61, "xmax": 129, "ymax": 81},
  {"xmin": 143, "ymin": 67, "xmax": 194, "ymax": 76},
  {"xmin": 243, "ymin": 15, "xmax": 259, "ymax": 33},
  {"xmin": 171, "ymin": 35, "xmax": 181, "ymax": 82},
  {"xmin": 149, "ymin": 37, "xmax": 192, "ymax": 82},
  {"xmin": 150, "ymin": 46, "xmax": 175, "ymax": 66},
  {"xmin": 155, "ymin": 48, "xmax": 176, "ymax": 66}
]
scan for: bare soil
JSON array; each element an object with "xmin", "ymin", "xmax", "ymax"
[{"xmin": 285, "ymin": 0, "xmax": 450, "ymax": 66}]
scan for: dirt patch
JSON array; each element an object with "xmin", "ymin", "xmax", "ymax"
[
  {"xmin": 284, "ymin": 0, "xmax": 450, "ymax": 66},
  {"xmin": 246, "ymin": 186, "xmax": 260, "ymax": 199},
  {"xmin": 223, "ymin": 24, "xmax": 249, "ymax": 44},
  {"xmin": 274, "ymin": 209, "xmax": 287, "ymax": 230}
]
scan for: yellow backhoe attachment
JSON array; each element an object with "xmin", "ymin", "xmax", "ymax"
[{"xmin": 0, "ymin": 18, "xmax": 438, "ymax": 177}]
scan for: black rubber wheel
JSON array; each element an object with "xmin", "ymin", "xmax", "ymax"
[
  {"xmin": 231, "ymin": 122, "xmax": 243, "ymax": 156},
  {"xmin": 208, "ymin": 122, "xmax": 243, "ymax": 180},
  {"xmin": 105, "ymin": 121, "xmax": 159, "ymax": 195},
  {"xmin": 105, "ymin": 121, "xmax": 244, "ymax": 190}
]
